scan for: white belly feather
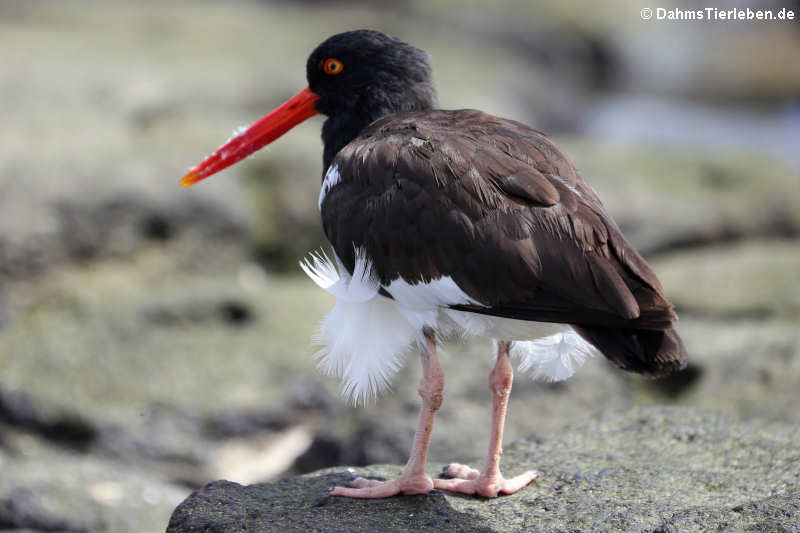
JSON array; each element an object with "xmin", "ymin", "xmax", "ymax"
[{"xmin": 300, "ymin": 248, "xmax": 595, "ymax": 403}]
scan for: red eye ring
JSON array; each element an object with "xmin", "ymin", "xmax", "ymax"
[{"xmin": 323, "ymin": 58, "xmax": 344, "ymax": 75}]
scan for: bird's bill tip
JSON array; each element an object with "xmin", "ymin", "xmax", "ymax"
[
  {"xmin": 179, "ymin": 86, "xmax": 320, "ymax": 187},
  {"xmin": 179, "ymin": 169, "xmax": 201, "ymax": 188}
]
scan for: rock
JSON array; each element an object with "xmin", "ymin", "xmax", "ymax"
[
  {"xmin": 0, "ymin": 387, "xmax": 98, "ymax": 452},
  {"xmin": 292, "ymin": 421, "xmax": 413, "ymax": 476},
  {"xmin": 0, "ymin": 428, "xmax": 188, "ymax": 533},
  {"xmin": 167, "ymin": 406, "xmax": 800, "ymax": 533},
  {"xmin": 0, "ymin": 195, "xmax": 246, "ymax": 282},
  {"xmin": 657, "ymin": 318, "xmax": 800, "ymax": 422},
  {"xmin": 563, "ymin": 143, "xmax": 800, "ymax": 258},
  {"xmin": 652, "ymin": 239, "xmax": 800, "ymax": 320},
  {"xmin": 0, "ymin": 488, "xmax": 95, "ymax": 533},
  {"xmin": 143, "ymin": 298, "xmax": 256, "ymax": 329}
]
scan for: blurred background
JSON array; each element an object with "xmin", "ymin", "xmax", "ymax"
[{"xmin": 1, "ymin": 1, "xmax": 798, "ymax": 531}]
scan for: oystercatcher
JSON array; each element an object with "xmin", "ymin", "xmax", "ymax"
[{"xmin": 180, "ymin": 30, "xmax": 687, "ymax": 499}]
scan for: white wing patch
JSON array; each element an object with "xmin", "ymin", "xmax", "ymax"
[
  {"xmin": 510, "ymin": 330, "xmax": 596, "ymax": 382},
  {"xmin": 318, "ymin": 164, "xmax": 341, "ymax": 209}
]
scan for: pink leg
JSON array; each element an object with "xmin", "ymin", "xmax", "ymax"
[
  {"xmin": 331, "ymin": 332, "xmax": 443, "ymax": 498},
  {"xmin": 434, "ymin": 341, "xmax": 537, "ymax": 497}
]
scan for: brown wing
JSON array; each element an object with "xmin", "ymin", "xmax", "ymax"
[{"xmin": 320, "ymin": 109, "xmax": 675, "ymax": 331}]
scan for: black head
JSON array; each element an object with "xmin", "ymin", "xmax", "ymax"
[
  {"xmin": 180, "ymin": 30, "xmax": 437, "ymax": 186},
  {"xmin": 306, "ymin": 30, "xmax": 438, "ymax": 169}
]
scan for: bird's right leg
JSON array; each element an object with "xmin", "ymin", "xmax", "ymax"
[
  {"xmin": 330, "ymin": 331, "xmax": 443, "ymax": 498},
  {"xmin": 434, "ymin": 340, "xmax": 537, "ymax": 497}
]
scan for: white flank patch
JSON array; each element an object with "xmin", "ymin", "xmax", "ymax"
[
  {"xmin": 300, "ymin": 249, "xmax": 419, "ymax": 403},
  {"xmin": 299, "ymin": 249, "xmax": 377, "ymax": 303},
  {"xmin": 386, "ymin": 275, "xmax": 485, "ymax": 335},
  {"xmin": 314, "ymin": 295, "xmax": 418, "ymax": 404},
  {"xmin": 386, "ymin": 276, "xmax": 481, "ymax": 309},
  {"xmin": 318, "ymin": 164, "xmax": 341, "ymax": 209},
  {"xmin": 439, "ymin": 309, "xmax": 493, "ymax": 339},
  {"xmin": 301, "ymin": 248, "xmax": 596, "ymax": 401},
  {"xmin": 510, "ymin": 330, "xmax": 596, "ymax": 382}
]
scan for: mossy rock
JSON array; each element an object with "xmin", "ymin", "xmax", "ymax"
[{"xmin": 167, "ymin": 406, "xmax": 800, "ymax": 532}]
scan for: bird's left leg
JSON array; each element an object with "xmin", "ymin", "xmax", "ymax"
[
  {"xmin": 434, "ymin": 340, "xmax": 537, "ymax": 497},
  {"xmin": 330, "ymin": 331, "xmax": 443, "ymax": 498}
]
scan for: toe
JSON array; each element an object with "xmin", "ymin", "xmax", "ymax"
[
  {"xmin": 330, "ymin": 481, "xmax": 399, "ymax": 498},
  {"xmin": 350, "ymin": 477, "xmax": 384, "ymax": 488},
  {"xmin": 498, "ymin": 470, "xmax": 538, "ymax": 495},
  {"xmin": 441, "ymin": 463, "xmax": 480, "ymax": 480},
  {"xmin": 433, "ymin": 477, "xmax": 477, "ymax": 494},
  {"xmin": 330, "ymin": 474, "xmax": 434, "ymax": 499},
  {"xmin": 434, "ymin": 470, "xmax": 538, "ymax": 498}
]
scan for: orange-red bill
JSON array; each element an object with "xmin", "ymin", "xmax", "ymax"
[{"xmin": 180, "ymin": 86, "xmax": 320, "ymax": 187}]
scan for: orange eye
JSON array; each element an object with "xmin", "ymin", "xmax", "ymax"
[{"xmin": 323, "ymin": 58, "xmax": 344, "ymax": 75}]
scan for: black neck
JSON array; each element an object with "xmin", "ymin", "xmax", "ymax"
[
  {"xmin": 321, "ymin": 112, "xmax": 370, "ymax": 172},
  {"xmin": 321, "ymin": 84, "xmax": 436, "ymax": 172}
]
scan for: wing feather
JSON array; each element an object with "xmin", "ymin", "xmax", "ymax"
[{"xmin": 321, "ymin": 109, "xmax": 675, "ymax": 330}]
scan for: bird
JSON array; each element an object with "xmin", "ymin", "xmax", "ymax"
[{"xmin": 180, "ymin": 29, "xmax": 687, "ymax": 499}]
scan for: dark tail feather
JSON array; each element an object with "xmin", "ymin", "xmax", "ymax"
[{"xmin": 573, "ymin": 325, "xmax": 687, "ymax": 378}]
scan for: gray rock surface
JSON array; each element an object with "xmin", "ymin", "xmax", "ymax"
[{"xmin": 167, "ymin": 406, "xmax": 800, "ymax": 533}]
